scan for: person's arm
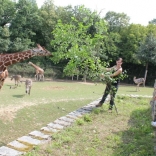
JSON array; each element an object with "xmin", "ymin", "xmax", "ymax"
[
  {"xmin": 105, "ymin": 66, "xmax": 115, "ymax": 71},
  {"xmin": 110, "ymin": 68, "xmax": 122, "ymax": 77},
  {"xmin": 100, "ymin": 66, "xmax": 114, "ymax": 78}
]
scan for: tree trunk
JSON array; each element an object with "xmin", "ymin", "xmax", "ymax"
[{"xmin": 144, "ymin": 62, "xmax": 148, "ymax": 86}]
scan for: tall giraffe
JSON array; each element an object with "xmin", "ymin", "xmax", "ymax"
[
  {"xmin": 28, "ymin": 62, "xmax": 44, "ymax": 81},
  {"xmin": 0, "ymin": 44, "xmax": 51, "ymax": 90}
]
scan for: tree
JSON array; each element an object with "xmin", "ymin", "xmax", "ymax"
[
  {"xmin": 102, "ymin": 32, "xmax": 121, "ymax": 61},
  {"xmin": 104, "ymin": 11, "xmax": 130, "ymax": 32},
  {"xmin": 137, "ymin": 33, "xmax": 156, "ymax": 82},
  {"xmin": 9, "ymin": 0, "xmax": 40, "ymax": 52},
  {"xmin": 37, "ymin": 0, "xmax": 57, "ymax": 49},
  {"xmin": 0, "ymin": 0, "xmax": 16, "ymax": 52},
  {"xmin": 0, "ymin": 27, "xmax": 10, "ymax": 52},
  {"xmin": 119, "ymin": 24, "xmax": 147, "ymax": 63},
  {"xmin": 149, "ymin": 19, "xmax": 156, "ymax": 25},
  {"xmin": 51, "ymin": 16, "xmax": 108, "ymax": 82},
  {"xmin": 0, "ymin": 0, "xmax": 16, "ymax": 27}
]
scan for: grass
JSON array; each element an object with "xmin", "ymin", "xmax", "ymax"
[
  {"xmin": 0, "ymin": 78, "xmax": 155, "ymax": 155},
  {"xmin": 25, "ymin": 97, "xmax": 155, "ymax": 156}
]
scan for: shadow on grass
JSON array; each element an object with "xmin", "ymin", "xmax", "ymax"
[
  {"xmin": 112, "ymin": 108, "xmax": 155, "ymax": 156},
  {"xmin": 12, "ymin": 94, "xmax": 25, "ymax": 98}
]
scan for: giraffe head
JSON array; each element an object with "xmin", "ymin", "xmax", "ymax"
[
  {"xmin": 28, "ymin": 61, "xmax": 32, "ymax": 65},
  {"xmin": 32, "ymin": 44, "xmax": 52, "ymax": 56}
]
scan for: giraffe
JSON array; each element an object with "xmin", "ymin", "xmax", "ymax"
[
  {"xmin": 0, "ymin": 44, "xmax": 51, "ymax": 90},
  {"xmin": 0, "ymin": 69, "xmax": 9, "ymax": 90},
  {"xmin": 28, "ymin": 62, "xmax": 44, "ymax": 81}
]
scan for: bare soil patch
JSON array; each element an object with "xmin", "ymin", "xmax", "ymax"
[{"xmin": 0, "ymin": 101, "xmax": 36, "ymax": 122}]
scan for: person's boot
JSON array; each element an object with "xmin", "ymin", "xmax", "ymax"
[{"xmin": 96, "ymin": 102, "xmax": 103, "ymax": 107}]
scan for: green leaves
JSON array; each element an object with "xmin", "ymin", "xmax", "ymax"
[
  {"xmin": 137, "ymin": 33, "xmax": 156, "ymax": 64},
  {"xmin": 51, "ymin": 14, "xmax": 109, "ymax": 81},
  {"xmin": 100, "ymin": 69, "xmax": 128, "ymax": 85}
]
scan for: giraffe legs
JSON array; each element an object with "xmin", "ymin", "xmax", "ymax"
[
  {"xmin": 0, "ymin": 79, "xmax": 5, "ymax": 90},
  {"xmin": 35, "ymin": 73, "xmax": 44, "ymax": 81},
  {"xmin": 35, "ymin": 74, "xmax": 38, "ymax": 81},
  {"xmin": 0, "ymin": 70, "xmax": 8, "ymax": 90},
  {"xmin": 39, "ymin": 74, "xmax": 44, "ymax": 81}
]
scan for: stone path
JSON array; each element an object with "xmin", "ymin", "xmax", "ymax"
[{"xmin": 0, "ymin": 94, "xmax": 152, "ymax": 156}]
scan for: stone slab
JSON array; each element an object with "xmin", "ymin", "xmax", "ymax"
[
  {"xmin": 47, "ymin": 123, "xmax": 64, "ymax": 130},
  {"xmin": 53, "ymin": 119, "xmax": 72, "ymax": 126},
  {"xmin": 85, "ymin": 104, "xmax": 96, "ymax": 108},
  {"xmin": 59, "ymin": 116, "xmax": 75, "ymax": 123},
  {"xmin": 29, "ymin": 130, "xmax": 51, "ymax": 140},
  {"xmin": 82, "ymin": 106, "xmax": 94, "ymax": 111},
  {"xmin": 7, "ymin": 140, "xmax": 31, "ymax": 152},
  {"xmin": 73, "ymin": 111, "xmax": 88, "ymax": 115},
  {"xmin": 0, "ymin": 146, "xmax": 23, "ymax": 156},
  {"xmin": 17, "ymin": 136, "xmax": 42, "ymax": 146},
  {"xmin": 79, "ymin": 107, "xmax": 92, "ymax": 111},
  {"xmin": 68, "ymin": 112, "xmax": 83, "ymax": 117},
  {"xmin": 41, "ymin": 127, "xmax": 60, "ymax": 133},
  {"xmin": 66, "ymin": 114, "xmax": 79, "ymax": 120},
  {"xmin": 75, "ymin": 108, "xmax": 91, "ymax": 113}
]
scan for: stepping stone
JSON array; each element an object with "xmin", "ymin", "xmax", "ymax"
[
  {"xmin": 47, "ymin": 123, "xmax": 64, "ymax": 130},
  {"xmin": 66, "ymin": 114, "xmax": 79, "ymax": 120},
  {"xmin": 17, "ymin": 136, "xmax": 42, "ymax": 146},
  {"xmin": 76, "ymin": 108, "xmax": 91, "ymax": 113},
  {"xmin": 41, "ymin": 127, "xmax": 60, "ymax": 133},
  {"xmin": 0, "ymin": 146, "xmax": 23, "ymax": 156},
  {"xmin": 59, "ymin": 116, "xmax": 75, "ymax": 123},
  {"xmin": 85, "ymin": 104, "xmax": 96, "ymax": 108},
  {"xmin": 7, "ymin": 140, "xmax": 31, "ymax": 152},
  {"xmin": 82, "ymin": 106, "xmax": 93, "ymax": 111},
  {"xmin": 73, "ymin": 110, "xmax": 88, "ymax": 115},
  {"xmin": 68, "ymin": 112, "xmax": 83, "ymax": 117},
  {"xmin": 53, "ymin": 119, "xmax": 72, "ymax": 126},
  {"xmin": 29, "ymin": 130, "xmax": 51, "ymax": 140}
]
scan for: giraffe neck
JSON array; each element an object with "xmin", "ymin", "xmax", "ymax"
[
  {"xmin": 29, "ymin": 62, "xmax": 40, "ymax": 70},
  {"xmin": 0, "ymin": 44, "xmax": 51, "ymax": 90},
  {"xmin": 0, "ymin": 50, "xmax": 34, "ymax": 72}
]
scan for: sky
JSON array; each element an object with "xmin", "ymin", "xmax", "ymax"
[{"xmin": 36, "ymin": 0, "xmax": 156, "ymax": 26}]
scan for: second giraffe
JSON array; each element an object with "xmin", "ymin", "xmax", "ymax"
[{"xmin": 28, "ymin": 62, "xmax": 44, "ymax": 81}]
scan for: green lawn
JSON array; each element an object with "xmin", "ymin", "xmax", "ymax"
[
  {"xmin": 0, "ymin": 78, "xmax": 155, "ymax": 156},
  {"xmin": 25, "ymin": 97, "xmax": 155, "ymax": 156}
]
